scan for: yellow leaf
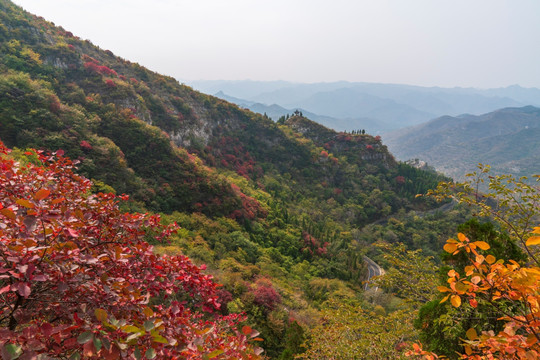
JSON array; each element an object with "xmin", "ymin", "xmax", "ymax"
[
  {"xmin": 121, "ymin": 325, "xmax": 141, "ymax": 333},
  {"xmin": 95, "ymin": 308, "xmax": 108, "ymax": 322},
  {"xmin": 455, "ymin": 282, "xmax": 469, "ymax": 293},
  {"xmin": 486, "ymin": 255, "xmax": 496, "ymax": 264},
  {"xmin": 466, "ymin": 327, "xmax": 478, "ymax": 340},
  {"xmin": 527, "ymin": 333, "xmax": 538, "ymax": 345},
  {"xmin": 458, "ymin": 233, "xmax": 468, "ymax": 242},
  {"xmin": 532, "ymin": 226, "xmax": 540, "ymax": 234},
  {"xmin": 474, "ymin": 241, "xmax": 490, "ymax": 250},
  {"xmin": 437, "ymin": 286, "xmax": 451, "ymax": 293},
  {"xmin": 464, "ymin": 345, "xmax": 472, "ymax": 355},
  {"xmin": 471, "ymin": 276, "xmax": 481, "ymax": 285},
  {"xmin": 439, "ymin": 295, "xmax": 449, "ymax": 304},
  {"xmin": 451, "ymin": 295, "xmax": 461, "ymax": 307},
  {"xmin": 526, "ymin": 236, "xmax": 540, "ymax": 246},
  {"xmin": 143, "ymin": 307, "xmax": 154, "ymax": 318},
  {"xmin": 16, "ymin": 199, "xmax": 34, "ymax": 209},
  {"xmin": 443, "ymin": 243, "xmax": 458, "ymax": 254}
]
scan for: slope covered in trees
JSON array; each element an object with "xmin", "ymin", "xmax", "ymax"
[{"xmin": 0, "ymin": 0, "xmax": 477, "ymax": 358}]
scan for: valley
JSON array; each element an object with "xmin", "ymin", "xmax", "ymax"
[{"xmin": 1, "ymin": 0, "xmax": 539, "ymax": 359}]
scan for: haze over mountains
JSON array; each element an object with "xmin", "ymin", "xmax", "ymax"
[
  {"xmin": 190, "ymin": 80, "xmax": 540, "ymax": 133},
  {"xmin": 384, "ymin": 106, "xmax": 540, "ymax": 181}
]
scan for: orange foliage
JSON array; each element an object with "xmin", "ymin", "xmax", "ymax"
[{"xmin": 408, "ymin": 228, "xmax": 540, "ymax": 359}]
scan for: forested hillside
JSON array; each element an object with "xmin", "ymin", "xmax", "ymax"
[{"xmin": 0, "ymin": 0, "xmax": 483, "ymax": 358}]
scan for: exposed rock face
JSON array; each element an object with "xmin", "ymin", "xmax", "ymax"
[{"xmin": 45, "ymin": 57, "xmax": 68, "ymax": 69}]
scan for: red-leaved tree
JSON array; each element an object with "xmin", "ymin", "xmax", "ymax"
[{"xmin": 0, "ymin": 142, "xmax": 262, "ymax": 359}]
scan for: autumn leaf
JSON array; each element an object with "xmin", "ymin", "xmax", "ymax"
[
  {"xmin": 16, "ymin": 199, "xmax": 34, "ymax": 209},
  {"xmin": 242, "ymin": 325, "xmax": 253, "ymax": 336},
  {"xmin": 0, "ymin": 208, "xmax": 15, "ymax": 220},
  {"xmin": 473, "ymin": 241, "xmax": 490, "ymax": 250},
  {"xmin": 14, "ymin": 282, "xmax": 31, "ymax": 297},
  {"xmin": 444, "ymin": 243, "xmax": 458, "ymax": 254},
  {"xmin": 486, "ymin": 255, "xmax": 496, "ymax": 264},
  {"xmin": 34, "ymin": 188, "xmax": 51, "ymax": 200},
  {"xmin": 451, "ymin": 295, "xmax": 461, "ymax": 307},
  {"xmin": 466, "ymin": 328, "xmax": 478, "ymax": 340},
  {"xmin": 94, "ymin": 308, "xmax": 107, "ymax": 322},
  {"xmin": 526, "ymin": 236, "xmax": 540, "ymax": 246}
]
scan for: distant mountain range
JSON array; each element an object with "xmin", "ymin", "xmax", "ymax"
[
  {"xmin": 383, "ymin": 106, "xmax": 540, "ymax": 181},
  {"xmin": 189, "ymin": 80, "xmax": 540, "ymax": 133}
]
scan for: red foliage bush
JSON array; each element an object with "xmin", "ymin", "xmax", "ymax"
[
  {"xmin": 395, "ymin": 175, "xmax": 406, "ymax": 184},
  {"xmin": 84, "ymin": 62, "xmax": 118, "ymax": 77},
  {"xmin": 252, "ymin": 279, "xmax": 281, "ymax": 311},
  {"xmin": 229, "ymin": 184, "xmax": 267, "ymax": 220},
  {"xmin": 0, "ymin": 143, "xmax": 262, "ymax": 359},
  {"xmin": 79, "ymin": 140, "xmax": 93, "ymax": 151},
  {"xmin": 301, "ymin": 232, "xmax": 329, "ymax": 258}
]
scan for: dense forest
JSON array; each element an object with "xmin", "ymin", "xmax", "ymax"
[{"xmin": 1, "ymin": 0, "xmax": 539, "ymax": 359}]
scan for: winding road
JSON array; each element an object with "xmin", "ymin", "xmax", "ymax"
[{"xmin": 363, "ymin": 256, "xmax": 385, "ymax": 291}]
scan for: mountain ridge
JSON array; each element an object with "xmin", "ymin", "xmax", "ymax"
[
  {"xmin": 190, "ymin": 80, "xmax": 537, "ymax": 133},
  {"xmin": 384, "ymin": 106, "xmax": 540, "ymax": 181}
]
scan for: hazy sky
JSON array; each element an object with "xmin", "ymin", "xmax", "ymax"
[{"xmin": 11, "ymin": 0, "xmax": 540, "ymax": 88}]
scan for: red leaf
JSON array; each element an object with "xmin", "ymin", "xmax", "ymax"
[
  {"xmin": 83, "ymin": 340, "xmax": 96, "ymax": 357},
  {"xmin": 66, "ymin": 228, "xmax": 79, "ymax": 237},
  {"xmin": 242, "ymin": 325, "xmax": 252, "ymax": 336},
  {"xmin": 14, "ymin": 282, "xmax": 31, "ymax": 297}
]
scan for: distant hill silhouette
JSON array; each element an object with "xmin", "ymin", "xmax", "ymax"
[
  {"xmin": 383, "ymin": 106, "xmax": 540, "ymax": 181},
  {"xmin": 190, "ymin": 80, "xmax": 538, "ymax": 133}
]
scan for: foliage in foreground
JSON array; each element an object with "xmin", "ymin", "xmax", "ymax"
[
  {"xmin": 410, "ymin": 168, "xmax": 540, "ymax": 359},
  {"xmin": 409, "ymin": 228, "xmax": 540, "ymax": 359},
  {"xmin": 0, "ymin": 142, "xmax": 262, "ymax": 359}
]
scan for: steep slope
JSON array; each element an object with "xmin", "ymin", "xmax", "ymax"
[
  {"xmin": 384, "ymin": 106, "xmax": 540, "ymax": 180},
  {"xmin": 0, "ymin": 1, "xmax": 466, "ymax": 358},
  {"xmin": 0, "ymin": 0, "xmax": 445, "ymax": 224}
]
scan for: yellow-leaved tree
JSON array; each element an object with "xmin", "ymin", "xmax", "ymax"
[{"xmin": 410, "ymin": 166, "xmax": 540, "ymax": 359}]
